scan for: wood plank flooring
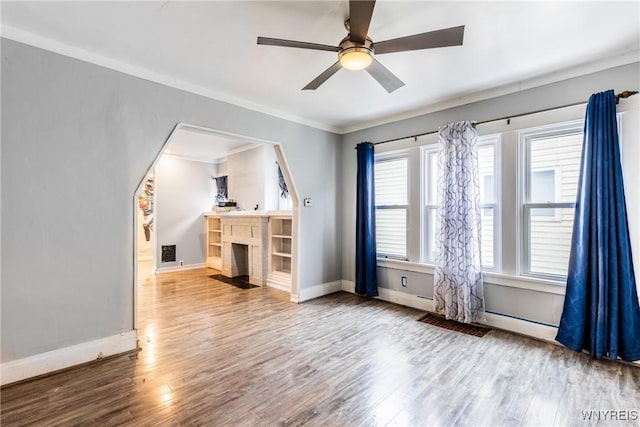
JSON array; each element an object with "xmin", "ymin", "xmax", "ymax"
[{"xmin": 2, "ymin": 265, "xmax": 639, "ymax": 426}]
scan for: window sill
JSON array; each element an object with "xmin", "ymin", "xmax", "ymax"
[{"xmin": 376, "ymin": 258, "xmax": 566, "ymax": 296}]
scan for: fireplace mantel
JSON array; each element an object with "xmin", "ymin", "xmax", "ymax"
[
  {"xmin": 205, "ymin": 211, "xmax": 293, "ymax": 289},
  {"xmin": 218, "ymin": 214, "xmax": 268, "ymax": 286}
]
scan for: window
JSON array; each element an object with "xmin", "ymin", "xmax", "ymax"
[
  {"xmin": 374, "ymin": 118, "xmax": 586, "ymax": 288},
  {"xmin": 375, "ymin": 155, "xmax": 408, "ymax": 259},
  {"xmin": 277, "ymin": 164, "xmax": 292, "ymax": 210},
  {"xmin": 521, "ymin": 125, "xmax": 583, "ymax": 279},
  {"xmin": 423, "ymin": 149, "xmax": 438, "ymax": 262},
  {"xmin": 423, "ymin": 135, "xmax": 498, "ymax": 268},
  {"xmin": 214, "ymin": 176, "xmax": 228, "ymax": 202},
  {"xmin": 477, "ymin": 140, "xmax": 497, "ymax": 269}
]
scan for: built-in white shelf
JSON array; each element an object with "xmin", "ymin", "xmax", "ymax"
[
  {"xmin": 272, "ymin": 251, "xmax": 292, "ymax": 258},
  {"xmin": 205, "ymin": 212, "xmax": 293, "ymax": 291},
  {"xmin": 205, "ymin": 215, "xmax": 222, "ymax": 270},
  {"xmin": 268, "ymin": 216, "xmax": 293, "ymax": 291}
]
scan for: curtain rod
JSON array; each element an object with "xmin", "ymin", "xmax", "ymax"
[{"xmin": 358, "ymin": 90, "xmax": 638, "ymax": 148}]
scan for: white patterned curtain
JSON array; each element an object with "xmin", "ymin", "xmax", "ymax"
[{"xmin": 434, "ymin": 121, "xmax": 485, "ymax": 323}]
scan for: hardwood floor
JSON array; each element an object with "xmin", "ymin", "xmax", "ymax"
[{"xmin": 2, "ymin": 266, "xmax": 639, "ymax": 426}]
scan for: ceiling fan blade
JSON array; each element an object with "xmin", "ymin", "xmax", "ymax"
[
  {"xmin": 302, "ymin": 61, "xmax": 342, "ymax": 90},
  {"xmin": 257, "ymin": 37, "xmax": 339, "ymax": 52},
  {"xmin": 366, "ymin": 58, "xmax": 405, "ymax": 93},
  {"xmin": 374, "ymin": 25, "xmax": 465, "ymax": 55},
  {"xmin": 349, "ymin": 0, "xmax": 375, "ymax": 44}
]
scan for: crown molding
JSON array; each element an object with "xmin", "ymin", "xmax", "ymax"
[
  {"xmin": 0, "ymin": 25, "xmax": 341, "ymax": 134},
  {"xmin": 161, "ymin": 153, "xmax": 219, "ymax": 164},
  {"xmin": 339, "ymin": 49, "xmax": 640, "ymax": 134},
  {"xmin": 2, "ymin": 25, "xmax": 637, "ymax": 137}
]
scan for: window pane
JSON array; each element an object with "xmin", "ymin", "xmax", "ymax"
[
  {"xmin": 425, "ymin": 207, "xmax": 437, "ymax": 261},
  {"xmin": 531, "ymin": 169, "xmax": 555, "ymax": 203},
  {"xmin": 375, "ymin": 158, "xmax": 408, "ymax": 205},
  {"xmin": 529, "ymin": 134, "xmax": 582, "ymax": 203},
  {"xmin": 478, "ymin": 145, "xmax": 495, "ymax": 204},
  {"xmin": 480, "ymin": 207, "xmax": 494, "ymax": 268},
  {"xmin": 376, "ymin": 208, "xmax": 407, "ymax": 258},
  {"xmin": 426, "ymin": 152, "xmax": 438, "ymax": 205},
  {"xmin": 531, "ymin": 169, "xmax": 556, "ymax": 216},
  {"xmin": 478, "ymin": 143, "xmax": 495, "ymax": 268},
  {"xmin": 482, "ymin": 175, "xmax": 494, "ymax": 205},
  {"xmin": 528, "ymin": 207, "xmax": 575, "ymax": 276}
]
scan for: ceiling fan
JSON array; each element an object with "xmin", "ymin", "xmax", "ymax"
[{"xmin": 257, "ymin": 0, "xmax": 464, "ymax": 93}]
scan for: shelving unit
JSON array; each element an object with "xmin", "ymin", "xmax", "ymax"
[
  {"xmin": 268, "ymin": 216, "xmax": 293, "ymax": 291},
  {"xmin": 206, "ymin": 215, "xmax": 222, "ymax": 270}
]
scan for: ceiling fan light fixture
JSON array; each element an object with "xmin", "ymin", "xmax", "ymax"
[
  {"xmin": 339, "ymin": 48, "xmax": 373, "ymax": 70},
  {"xmin": 257, "ymin": 0, "xmax": 464, "ymax": 91}
]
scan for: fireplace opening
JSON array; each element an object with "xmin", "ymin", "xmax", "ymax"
[{"xmin": 231, "ymin": 243, "xmax": 249, "ymax": 278}]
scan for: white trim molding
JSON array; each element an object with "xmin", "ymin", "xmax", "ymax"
[
  {"xmin": 376, "ymin": 259, "xmax": 566, "ymax": 295},
  {"xmin": 155, "ymin": 262, "xmax": 205, "ymax": 274},
  {"xmin": 3, "ymin": 25, "xmax": 637, "ymax": 136},
  {"xmin": 0, "ymin": 25, "xmax": 339, "ymax": 134},
  {"xmin": 340, "ymin": 49, "xmax": 640, "ymax": 134},
  {"xmin": 483, "ymin": 312, "xmax": 557, "ymax": 342},
  {"xmin": 341, "ymin": 280, "xmax": 558, "ymax": 343},
  {"xmin": 298, "ymin": 280, "xmax": 343, "ymax": 303},
  {"xmin": 0, "ymin": 330, "xmax": 137, "ymax": 386},
  {"xmin": 266, "ymin": 282, "xmax": 291, "ymax": 293}
]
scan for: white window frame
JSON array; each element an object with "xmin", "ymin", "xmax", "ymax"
[
  {"xmin": 477, "ymin": 135, "xmax": 501, "ymax": 271},
  {"xmin": 518, "ymin": 120, "xmax": 583, "ymax": 281},
  {"xmin": 422, "ymin": 146, "xmax": 439, "ymax": 264},
  {"xmin": 374, "ymin": 152, "xmax": 409, "ymax": 260}
]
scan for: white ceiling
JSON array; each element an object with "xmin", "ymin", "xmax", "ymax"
[
  {"xmin": 2, "ymin": 1, "xmax": 639, "ymax": 133},
  {"xmin": 164, "ymin": 127, "xmax": 260, "ymax": 163}
]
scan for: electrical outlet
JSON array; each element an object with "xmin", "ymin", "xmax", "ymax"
[
  {"xmin": 179, "ymin": 260, "xmax": 184, "ymax": 266},
  {"xmin": 401, "ymin": 276, "xmax": 407, "ymax": 287}
]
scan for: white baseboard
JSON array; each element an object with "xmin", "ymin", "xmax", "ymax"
[
  {"xmin": 155, "ymin": 262, "xmax": 205, "ymax": 274},
  {"xmin": 483, "ymin": 312, "xmax": 558, "ymax": 341},
  {"xmin": 377, "ymin": 287, "xmax": 433, "ymax": 312},
  {"xmin": 1, "ymin": 330, "xmax": 137, "ymax": 386},
  {"xmin": 341, "ymin": 280, "xmax": 558, "ymax": 344},
  {"xmin": 267, "ymin": 271, "xmax": 292, "ymax": 293},
  {"xmin": 298, "ymin": 280, "xmax": 343, "ymax": 302},
  {"xmin": 342, "ymin": 280, "xmax": 355, "ymax": 293},
  {"xmin": 267, "ymin": 281, "xmax": 291, "ymax": 293}
]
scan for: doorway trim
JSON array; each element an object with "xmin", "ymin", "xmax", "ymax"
[{"xmin": 133, "ymin": 122, "xmax": 301, "ymax": 329}]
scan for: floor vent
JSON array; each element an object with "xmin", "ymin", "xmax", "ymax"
[{"xmin": 417, "ymin": 313, "xmax": 491, "ymax": 337}]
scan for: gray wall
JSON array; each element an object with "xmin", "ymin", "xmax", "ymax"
[
  {"xmin": 340, "ymin": 62, "xmax": 640, "ymax": 326},
  {"xmin": 155, "ymin": 156, "xmax": 216, "ymax": 270},
  {"xmin": 226, "ymin": 145, "xmax": 279, "ymax": 211},
  {"xmin": 0, "ymin": 39, "xmax": 342, "ymax": 362},
  {"xmin": 2, "ymin": 34, "xmax": 636, "ymax": 364}
]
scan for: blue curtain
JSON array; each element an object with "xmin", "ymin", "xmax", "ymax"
[
  {"xmin": 355, "ymin": 142, "xmax": 378, "ymax": 297},
  {"xmin": 555, "ymin": 90, "xmax": 640, "ymax": 362}
]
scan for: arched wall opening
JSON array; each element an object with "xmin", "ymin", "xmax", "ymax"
[{"xmin": 132, "ymin": 122, "xmax": 301, "ymax": 329}]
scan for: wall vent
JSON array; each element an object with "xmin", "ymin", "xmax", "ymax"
[{"xmin": 161, "ymin": 245, "xmax": 176, "ymax": 263}]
